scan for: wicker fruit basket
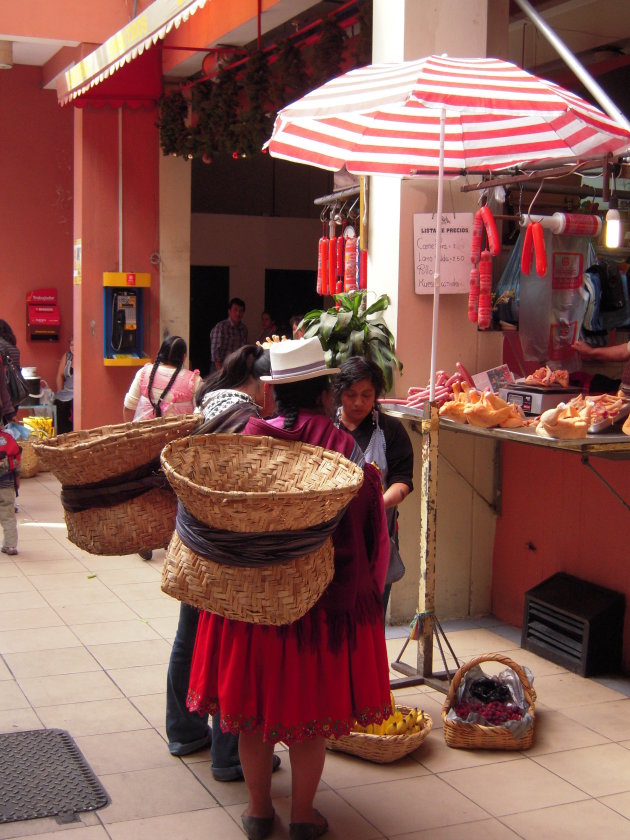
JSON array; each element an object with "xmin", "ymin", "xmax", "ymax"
[
  {"xmin": 441, "ymin": 653, "xmax": 536, "ymax": 751},
  {"xmin": 326, "ymin": 706, "xmax": 433, "ymax": 763}
]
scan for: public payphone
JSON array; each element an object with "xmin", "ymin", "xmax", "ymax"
[{"xmin": 103, "ymin": 272, "xmax": 151, "ymax": 365}]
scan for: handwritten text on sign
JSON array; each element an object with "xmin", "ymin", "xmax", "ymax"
[{"xmin": 413, "ymin": 213, "xmax": 473, "ymax": 295}]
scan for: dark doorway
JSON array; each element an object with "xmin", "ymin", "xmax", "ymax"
[
  {"xmin": 189, "ymin": 266, "xmax": 229, "ymax": 377},
  {"xmin": 264, "ymin": 269, "xmax": 321, "ymax": 338}
]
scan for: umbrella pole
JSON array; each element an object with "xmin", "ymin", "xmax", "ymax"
[
  {"xmin": 391, "ymin": 111, "xmax": 459, "ymax": 692},
  {"xmin": 428, "ymin": 108, "xmax": 445, "ymax": 404}
]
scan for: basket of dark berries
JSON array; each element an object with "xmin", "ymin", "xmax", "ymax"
[{"xmin": 441, "ymin": 653, "xmax": 536, "ymax": 750}]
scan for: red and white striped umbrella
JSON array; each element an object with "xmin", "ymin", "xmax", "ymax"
[{"xmin": 267, "ymin": 54, "xmax": 630, "ymax": 175}]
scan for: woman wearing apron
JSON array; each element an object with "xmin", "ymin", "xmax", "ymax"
[{"xmin": 334, "ymin": 356, "xmax": 414, "ymax": 613}]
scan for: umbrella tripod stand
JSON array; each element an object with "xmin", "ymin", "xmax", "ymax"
[{"xmin": 389, "ymin": 404, "xmax": 460, "ymax": 693}]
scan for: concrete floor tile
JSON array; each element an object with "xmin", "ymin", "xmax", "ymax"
[
  {"xmin": 98, "ymin": 765, "xmax": 216, "ymax": 823},
  {"xmin": 105, "ymin": 808, "xmax": 241, "ymax": 840},
  {"xmin": 74, "ymin": 728, "xmax": 174, "ymax": 775},
  {"xmin": 0, "ymin": 680, "xmax": 30, "ymax": 711},
  {"xmin": 4, "ymin": 646, "xmax": 101, "ymax": 679},
  {"xmin": 533, "ymin": 743, "xmax": 630, "ymax": 797},
  {"xmin": 0, "ymin": 707, "xmax": 43, "ymax": 733},
  {"xmin": 534, "ymin": 671, "xmax": 625, "ymax": 709},
  {"xmin": 0, "ymin": 625, "xmax": 81, "ymax": 654},
  {"xmin": 441, "ymin": 757, "xmax": 588, "ymax": 816},
  {"xmin": 87, "ymin": 639, "xmax": 172, "ymax": 670},
  {"xmin": 394, "ymin": 819, "xmax": 522, "ymax": 839},
  {"xmin": 56, "ymin": 601, "xmax": 138, "ymax": 625},
  {"xmin": 71, "ymin": 620, "xmax": 160, "ymax": 646},
  {"xmin": 561, "ymin": 697, "xmax": 630, "ymax": 741},
  {"xmin": 502, "ymin": 798, "xmax": 630, "ymax": 839},
  {"xmin": 18, "ymin": 670, "xmax": 122, "ymax": 707},
  {"xmin": 0, "ymin": 605, "xmax": 63, "ymax": 631},
  {"xmin": 36, "ymin": 697, "xmax": 152, "ymax": 736},
  {"xmin": 0, "ymin": 589, "xmax": 49, "ymax": 611},
  {"xmin": 337, "ymin": 774, "xmax": 488, "ymax": 835},
  {"xmin": 108, "ymin": 663, "xmax": 168, "ymax": 697}
]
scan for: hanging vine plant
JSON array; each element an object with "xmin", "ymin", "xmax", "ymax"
[
  {"xmin": 309, "ymin": 16, "xmax": 346, "ymax": 89},
  {"xmin": 271, "ymin": 39, "xmax": 308, "ymax": 109},
  {"xmin": 157, "ymin": 90, "xmax": 191, "ymax": 157},
  {"xmin": 351, "ymin": 0, "xmax": 372, "ymax": 68},
  {"xmin": 237, "ymin": 48, "xmax": 274, "ymax": 156}
]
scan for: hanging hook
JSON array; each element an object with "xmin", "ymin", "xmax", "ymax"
[{"xmin": 526, "ymin": 178, "xmax": 546, "ymax": 224}]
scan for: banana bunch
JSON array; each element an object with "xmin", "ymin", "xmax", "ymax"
[
  {"xmin": 22, "ymin": 416, "xmax": 54, "ymax": 439},
  {"xmin": 351, "ymin": 701, "xmax": 426, "ymax": 737}
]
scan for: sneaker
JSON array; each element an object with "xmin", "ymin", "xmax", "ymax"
[
  {"xmin": 138, "ymin": 549, "xmax": 153, "ymax": 561},
  {"xmin": 212, "ymin": 753, "xmax": 281, "ymax": 782},
  {"xmin": 1, "ymin": 546, "xmax": 18, "ymax": 556},
  {"xmin": 168, "ymin": 732, "xmax": 212, "ymax": 757}
]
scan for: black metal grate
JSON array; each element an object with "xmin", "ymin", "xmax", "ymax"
[
  {"xmin": 522, "ymin": 573, "xmax": 625, "ymax": 677},
  {"xmin": 0, "ymin": 729, "xmax": 109, "ymax": 824}
]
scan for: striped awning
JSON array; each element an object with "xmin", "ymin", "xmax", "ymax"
[
  {"xmin": 57, "ymin": 0, "xmax": 209, "ymax": 105},
  {"xmin": 267, "ymin": 55, "xmax": 630, "ymax": 175}
]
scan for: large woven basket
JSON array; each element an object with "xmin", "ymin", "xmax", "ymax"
[
  {"xmin": 32, "ymin": 414, "xmax": 200, "ymax": 486},
  {"xmin": 162, "ymin": 531, "xmax": 334, "ymax": 624},
  {"xmin": 31, "ymin": 414, "xmax": 200, "ymax": 556},
  {"xmin": 326, "ymin": 707, "xmax": 433, "ymax": 763},
  {"xmin": 160, "ymin": 434, "xmax": 364, "ymax": 532},
  {"xmin": 441, "ymin": 653, "xmax": 536, "ymax": 751},
  {"xmin": 67, "ymin": 488, "xmax": 177, "ymax": 556},
  {"xmin": 19, "ymin": 438, "xmax": 40, "ymax": 479}
]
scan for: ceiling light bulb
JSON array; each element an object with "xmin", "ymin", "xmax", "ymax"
[{"xmin": 605, "ymin": 197, "xmax": 621, "ymax": 249}]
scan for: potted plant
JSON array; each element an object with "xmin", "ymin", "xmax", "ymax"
[{"xmin": 300, "ymin": 290, "xmax": 402, "ymax": 391}]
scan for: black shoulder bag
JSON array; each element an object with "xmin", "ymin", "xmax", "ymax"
[{"xmin": 2, "ymin": 353, "xmax": 30, "ymax": 406}]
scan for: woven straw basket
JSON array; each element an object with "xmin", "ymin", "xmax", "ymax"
[
  {"xmin": 160, "ymin": 434, "xmax": 364, "ymax": 624},
  {"xmin": 441, "ymin": 653, "xmax": 536, "ymax": 751},
  {"xmin": 19, "ymin": 438, "xmax": 40, "ymax": 478},
  {"xmin": 32, "ymin": 415, "xmax": 200, "ymax": 555},
  {"xmin": 32, "ymin": 414, "xmax": 200, "ymax": 486},
  {"xmin": 160, "ymin": 434, "xmax": 364, "ymax": 532},
  {"xmin": 162, "ymin": 531, "xmax": 334, "ymax": 624},
  {"xmin": 326, "ymin": 707, "xmax": 433, "ymax": 763}
]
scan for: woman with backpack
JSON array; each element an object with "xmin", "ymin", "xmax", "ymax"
[{"xmin": 123, "ymin": 336, "xmax": 201, "ymax": 422}]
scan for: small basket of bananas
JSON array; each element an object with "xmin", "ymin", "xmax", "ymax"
[{"xmin": 326, "ymin": 694, "xmax": 432, "ymax": 763}]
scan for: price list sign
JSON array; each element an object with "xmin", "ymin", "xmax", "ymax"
[{"xmin": 413, "ymin": 213, "xmax": 473, "ymax": 295}]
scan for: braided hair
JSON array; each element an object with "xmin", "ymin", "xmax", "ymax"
[
  {"xmin": 273, "ymin": 376, "xmax": 332, "ymax": 430},
  {"xmin": 147, "ymin": 336, "xmax": 187, "ymax": 417},
  {"xmin": 195, "ymin": 344, "xmax": 270, "ymax": 407}
]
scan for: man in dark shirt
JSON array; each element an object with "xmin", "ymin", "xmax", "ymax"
[{"xmin": 210, "ymin": 298, "xmax": 248, "ymax": 370}]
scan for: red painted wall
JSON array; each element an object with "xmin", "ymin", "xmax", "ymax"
[
  {"xmin": 73, "ymin": 105, "xmax": 160, "ymax": 431},
  {"xmin": 492, "ymin": 442, "xmax": 630, "ymax": 671},
  {"xmin": 0, "ymin": 65, "xmax": 74, "ymax": 389}
]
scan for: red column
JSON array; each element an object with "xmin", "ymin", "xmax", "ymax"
[{"xmin": 73, "ymin": 104, "xmax": 160, "ymax": 430}]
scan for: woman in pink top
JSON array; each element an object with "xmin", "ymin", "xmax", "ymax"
[{"xmin": 123, "ymin": 336, "xmax": 200, "ymax": 421}]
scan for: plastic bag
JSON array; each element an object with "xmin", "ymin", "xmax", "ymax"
[
  {"xmin": 446, "ymin": 662, "xmax": 534, "ymax": 740},
  {"xmin": 3, "ymin": 422, "xmax": 32, "ymax": 441}
]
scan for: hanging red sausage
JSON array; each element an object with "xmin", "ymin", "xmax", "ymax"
[
  {"xmin": 520, "ymin": 224, "xmax": 534, "ymax": 275},
  {"xmin": 470, "ymin": 209, "xmax": 484, "ymax": 265},
  {"xmin": 468, "ymin": 267, "xmax": 480, "ymax": 323},
  {"xmin": 531, "ymin": 222, "xmax": 547, "ymax": 276},
  {"xmin": 480, "ymin": 204, "xmax": 501, "ymax": 257},
  {"xmin": 344, "ymin": 234, "xmax": 357, "ymax": 291},
  {"xmin": 328, "ymin": 236, "xmax": 337, "ymax": 296},
  {"xmin": 317, "ymin": 235, "xmax": 328, "ymax": 295}
]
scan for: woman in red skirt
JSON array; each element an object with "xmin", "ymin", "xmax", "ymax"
[{"xmin": 188, "ymin": 338, "xmax": 391, "ymax": 840}]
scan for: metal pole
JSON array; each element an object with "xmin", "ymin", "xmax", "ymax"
[
  {"xmin": 513, "ymin": 0, "xmax": 630, "ymax": 133},
  {"xmin": 429, "ymin": 108, "xmax": 445, "ymax": 404}
]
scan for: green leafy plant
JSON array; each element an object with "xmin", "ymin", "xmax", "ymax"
[{"xmin": 301, "ymin": 290, "xmax": 403, "ymax": 391}]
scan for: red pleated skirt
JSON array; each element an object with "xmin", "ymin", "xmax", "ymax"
[{"xmin": 187, "ymin": 604, "xmax": 392, "ymax": 744}]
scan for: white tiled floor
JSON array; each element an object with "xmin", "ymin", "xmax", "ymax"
[{"xmin": 3, "ymin": 472, "xmax": 630, "ymax": 839}]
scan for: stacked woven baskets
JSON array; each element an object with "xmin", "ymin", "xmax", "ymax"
[
  {"xmin": 33, "ymin": 414, "xmax": 200, "ymax": 555},
  {"xmin": 441, "ymin": 653, "xmax": 536, "ymax": 750},
  {"xmin": 160, "ymin": 433, "xmax": 364, "ymax": 625}
]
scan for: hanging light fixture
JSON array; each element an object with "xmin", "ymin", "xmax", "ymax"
[
  {"xmin": 0, "ymin": 41, "xmax": 13, "ymax": 70},
  {"xmin": 605, "ymin": 196, "xmax": 620, "ymax": 248},
  {"xmin": 605, "ymin": 165, "xmax": 621, "ymax": 249}
]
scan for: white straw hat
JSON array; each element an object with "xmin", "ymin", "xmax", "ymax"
[{"xmin": 260, "ymin": 337, "xmax": 339, "ymax": 383}]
